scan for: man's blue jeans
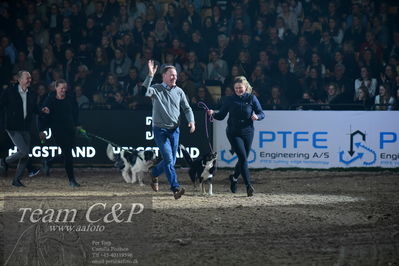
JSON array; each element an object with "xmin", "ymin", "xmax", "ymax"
[{"xmin": 152, "ymin": 126, "xmax": 180, "ymax": 192}]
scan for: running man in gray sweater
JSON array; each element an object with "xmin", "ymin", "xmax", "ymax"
[{"xmin": 143, "ymin": 60, "xmax": 195, "ymax": 199}]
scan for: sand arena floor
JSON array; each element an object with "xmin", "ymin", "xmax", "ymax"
[{"xmin": 1, "ymin": 167, "xmax": 398, "ymax": 265}]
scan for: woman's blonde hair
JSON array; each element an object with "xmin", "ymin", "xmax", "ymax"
[{"xmin": 233, "ymin": 76, "xmax": 252, "ymax": 94}]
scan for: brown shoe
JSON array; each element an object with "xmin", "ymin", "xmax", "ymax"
[
  {"xmin": 151, "ymin": 177, "xmax": 159, "ymax": 192},
  {"xmin": 173, "ymin": 187, "xmax": 185, "ymax": 200}
]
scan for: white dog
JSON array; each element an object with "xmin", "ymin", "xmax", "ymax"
[{"xmin": 106, "ymin": 144, "xmax": 156, "ymax": 185}]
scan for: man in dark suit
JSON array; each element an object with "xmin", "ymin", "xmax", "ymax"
[{"xmin": 0, "ymin": 70, "xmax": 38, "ymax": 186}]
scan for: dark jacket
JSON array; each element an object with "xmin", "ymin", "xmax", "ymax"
[
  {"xmin": 0, "ymin": 85, "xmax": 38, "ymax": 131},
  {"xmin": 39, "ymin": 91, "xmax": 80, "ymax": 131},
  {"xmin": 213, "ymin": 93, "xmax": 265, "ymax": 135}
]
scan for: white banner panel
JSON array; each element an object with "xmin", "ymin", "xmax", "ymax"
[{"xmin": 213, "ymin": 111, "xmax": 399, "ymax": 168}]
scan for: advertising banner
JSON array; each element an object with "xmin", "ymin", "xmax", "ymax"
[
  {"xmin": 214, "ymin": 111, "xmax": 399, "ymax": 168},
  {"xmin": 4, "ymin": 110, "xmax": 211, "ymax": 166}
]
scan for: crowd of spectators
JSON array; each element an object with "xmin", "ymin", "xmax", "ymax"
[{"xmin": 1, "ymin": 0, "xmax": 399, "ymax": 110}]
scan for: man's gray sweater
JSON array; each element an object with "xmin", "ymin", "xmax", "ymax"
[{"xmin": 143, "ymin": 76, "xmax": 195, "ymax": 129}]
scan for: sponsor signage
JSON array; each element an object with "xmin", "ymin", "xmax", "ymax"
[
  {"xmin": 214, "ymin": 111, "xmax": 399, "ymax": 168},
  {"xmin": 6, "ymin": 110, "xmax": 211, "ymax": 166}
]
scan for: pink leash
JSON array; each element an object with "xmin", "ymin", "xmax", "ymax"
[{"xmin": 197, "ymin": 101, "xmax": 214, "ymax": 153}]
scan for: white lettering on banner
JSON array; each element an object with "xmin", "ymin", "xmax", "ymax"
[
  {"xmin": 178, "ymin": 147, "xmax": 199, "ymax": 158},
  {"xmin": 43, "ymin": 128, "xmax": 52, "ymax": 139},
  {"xmin": 74, "ymin": 146, "xmax": 85, "ymax": 157},
  {"xmin": 145, "ymin": 116, "xmax": 153, "ymax": 140},
  {"xmin": 111, "ymin": 146, "xmax": 199, "ymax": 158},
  {"xmin": 6, "ymin": 113, "xmax": 205, "ymax": 163},
  {"xmin": 10, "ymin": 146, "xmax": 97, "ymax": 158},
  {"xmin": 214, "ymin": 111, "xmax": 399, "ymax": 169},
  {"xmin": 111, "ymin": 146, "xmax": 158, "ymax": 153},
  {"xmin": 32, "ymin": 146, "xmax": 42, "ymax": 157},
  {"xmin": 9, "ymin": 146, "xmax": 17, "ymax": 154}
]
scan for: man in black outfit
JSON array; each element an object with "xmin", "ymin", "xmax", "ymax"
[
  {"xmin": 40, "ymin": 79, "xmax": 81, "ymax": 187},
  {"xmin": 0, "ymin": 70, "xmax": 38, "ymax": 186}
]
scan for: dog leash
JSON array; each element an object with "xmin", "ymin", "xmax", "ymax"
[
  {"xmin": 197, "ymin": 101, "xmax": 214, "ymax": 153},
  {"xmin": 196, "ymin": 102, "xmax": 218, "ymax": 176},
  {"xmin": 79, "ymin": 129, "xmax": 143, "ymax": 159}
]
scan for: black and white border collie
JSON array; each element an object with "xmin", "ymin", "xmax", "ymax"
[
  {"xmin": 106, "ymin": 144, "xmax": 156, "ymax": 185},
  {"xmin": 179, "ymin": 144, "xmax": 217, "ymax": 195}
]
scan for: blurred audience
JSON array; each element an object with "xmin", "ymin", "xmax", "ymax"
[{"xmin": 0, "ymin": 0, "xmax": 397, "ymax": 111}]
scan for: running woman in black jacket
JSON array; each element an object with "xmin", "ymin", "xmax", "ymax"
[
  {"xmin": 39, "ymin": 79, "xmax": 81, "ymax": 187},
  {"xmin": 208, "ymin": 76, "xmax": 265, "ymax": 196}
]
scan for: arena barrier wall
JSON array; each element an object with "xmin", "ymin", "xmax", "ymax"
[
  {"xmin": 5, "ymin": 110, "xmax": 212, "ymax": 166},
  {"xmin": 213, "ymin": 111, "xmax": 399, "ymax": 169}
]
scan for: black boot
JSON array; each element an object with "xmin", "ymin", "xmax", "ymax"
[
  {"xmin": 0, "ymin": 158, "xmax": 9, "ymax": 176},
  {"xmin": 12, "ymin": 179, "xmax": 25, "ymax": 187},
  {"xmin": 229, "ymin": 175, "xmax": 238, "ymax": 193},
  {"xmin": 69, "ymin": 177, "xmax": 80, "ymax": 187}
]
